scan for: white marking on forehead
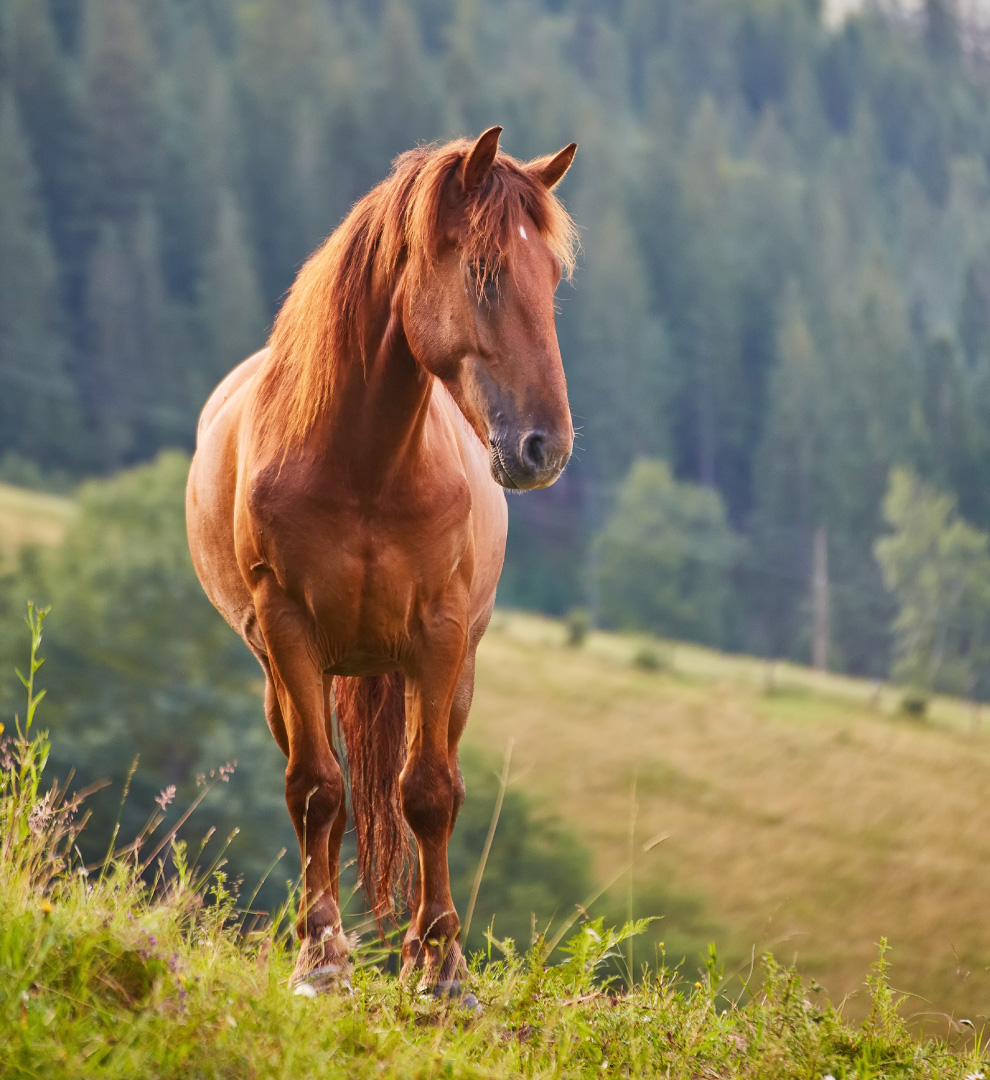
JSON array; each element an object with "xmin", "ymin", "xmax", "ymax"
[{"xmin": 519, "ymin": 224, "xmax": 528, "ymax": 241}]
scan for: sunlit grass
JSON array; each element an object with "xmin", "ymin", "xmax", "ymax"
[
  {"xmin": 0, "ymin": 482, "xmax": 75, "ymax": 562},
  {"xmin": 472, "ymin": 611, "xmax": 990, "ymax": 1026},
  {"xmin": 3, "ymin": 604, "xmax": 988, "ymax": 1076}
]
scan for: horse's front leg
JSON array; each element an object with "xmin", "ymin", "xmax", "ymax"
[
  {"xmin": 399, "ymin": 621, "xmax": 470, "ymax": 994},
  {"xmin": 253, "ymin": 577, "xmax": 349, "ymax": 988}
]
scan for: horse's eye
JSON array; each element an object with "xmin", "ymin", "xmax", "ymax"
[{"xmin": 468, "ymin": 259, "xmax": 499, "ymax": 294}]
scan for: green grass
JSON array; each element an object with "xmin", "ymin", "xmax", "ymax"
[{"xmin": 2, "ymin": 608, "xmax": 988, "ymax": 1077}]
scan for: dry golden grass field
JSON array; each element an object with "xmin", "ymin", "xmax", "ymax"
[
  {"xmin": 469, "ymin": 611, "xmax": 990, "ymax": 1028},
  {"xmin": 0, "ymin": 482, "xmax": 74, "ymax": 562}
]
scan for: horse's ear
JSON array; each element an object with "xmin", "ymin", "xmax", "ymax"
[
  {"xmin": 460, "ymin": 126, "xmax": 502, "ymax": 193},
  {"xmin": 529, "ymin": 142, "xmax": 578, "ymax": 189}
]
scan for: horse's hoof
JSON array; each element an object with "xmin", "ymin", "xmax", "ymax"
[
  {"xmin": 428, "ymin": 981, "xmax": 482, "ymax": 1015},
  {"xmin": 290, "ymin": 962, "xmax": 352, "ymax": 996}
]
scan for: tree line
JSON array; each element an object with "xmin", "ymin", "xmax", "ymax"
[{"xmin": 5, "ymin": 0, "xmax": 990, "ymax": 677}]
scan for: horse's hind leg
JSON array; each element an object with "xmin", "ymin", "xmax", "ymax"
[
  {"xmin": 322, "ymin": 675, "xmax": 348, "ymax": 907},
  {"xmin": 253, "ymin": 578, "xmax": 349, "ymax": 988}
]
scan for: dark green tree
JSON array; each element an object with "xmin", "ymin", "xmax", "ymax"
[
  {"xmin": 197, "ymin": 189, "xmax": 268, "ymax": 391},
  {"xmin": 10, "ymin": 0, "xmax": 94, "ymax": 323},
  {"xmin": 875, "ymin": 467, "xmax": 990, "ymax": 698},
  {"xmin": 595, "ymin": 458, "xmax": 740, "ymax": 647},
  {"xmin": 82, "ymin": 0, "xmax": 161, "ymax": 223},
  {"xmin": 0, "ymin": 93, "xmax": 78, "ymax": 464}
]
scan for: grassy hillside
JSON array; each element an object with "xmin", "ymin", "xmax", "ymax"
[
  {"xmin": 0, "ymin": 621, "xmax": 982, "ymax": 1078},
  {"xmin": 469, "ymin": 612, "xmax": 990, "ymax": 1028},
  {"xmin": 3, "ymin": 475, "xmax": 989, "ymax": 1053},
  {"xmin": 0, "ymin": 482, "xmax": 74, "ymax": 562}
]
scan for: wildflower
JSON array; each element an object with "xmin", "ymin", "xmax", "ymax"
[
  {"xmin": 694, "ymin": 981, "xmax": 702, "ymax": 989},
  {"xmin": 219, "ymin": 760, "xmax": 237, "ymax": 782},
  {"xmin": 28, "ymin": 790, "xmax": 55, "ymax": 834},
  {"xmin": 39, "ymin": 899, "xmax": 53, "ymax": 916},
  {"xmin": 155, "ymin": 784, "xmax": 176, "ymax": 812},
  {"xmin": 964, "ymin": 1072, "xmax": 985, "ymax": 1080}
]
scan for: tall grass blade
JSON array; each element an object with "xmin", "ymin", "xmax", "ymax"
[{"xmin": 462, "ymin": 739, "xmax": 513, "ymax": 947}]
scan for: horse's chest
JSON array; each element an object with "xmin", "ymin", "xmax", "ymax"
[{"xmin": 284, "ymin": 496, "xmax": 472, "ymax": 664}]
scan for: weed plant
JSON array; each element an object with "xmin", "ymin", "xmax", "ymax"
[{"xmin": 1, "ymin": 606, "xmax": 985, "ymax": 1078}]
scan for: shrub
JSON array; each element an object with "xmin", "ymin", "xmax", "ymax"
[
  {"xmin": 899, "ymin": 692, "xmax": 928, "ymax": 719},
  {"xmin": 632, "ymin": 646, "xmax": 666, "ymax": 672},
  {"xmin": 565, "ymin": 608, "xmax": 591, "ymax": 647}
]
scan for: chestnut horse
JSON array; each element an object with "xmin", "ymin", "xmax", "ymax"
[{"xmin": 186, "ymin": 128, "xmax": 578, "ymax": 999}]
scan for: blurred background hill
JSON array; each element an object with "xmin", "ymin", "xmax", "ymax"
[{"xmin": 6, "ymin": 0, "xmax": 990, "ymax": 1020}]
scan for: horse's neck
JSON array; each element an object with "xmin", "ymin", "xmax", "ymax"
[{"xmin": 319, "ymin": 288, "xmax": 433, "ymax": 485}]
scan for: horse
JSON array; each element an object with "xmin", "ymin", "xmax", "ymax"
[{"xmin": 185, "ymin": 127, "xmax": 578, "ymax": 1001}]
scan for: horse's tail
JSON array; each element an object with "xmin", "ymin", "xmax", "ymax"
[{"xmin": 333, "ymin": 673, "xmax": 412, "ymax": 923}]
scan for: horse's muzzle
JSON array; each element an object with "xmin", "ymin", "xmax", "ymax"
[{"xmin": 488, "ymin": 428, "xmax": 571, "ymax": 490}]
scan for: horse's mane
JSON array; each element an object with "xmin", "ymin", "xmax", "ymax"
[{"xmin": 253, "ymin": 138, "xmax": 579, "ymax": 454}]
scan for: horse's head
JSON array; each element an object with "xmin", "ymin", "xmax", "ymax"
[{"xmin": 401, "ymin": 128, "xmax": 577, "ymax": 490}]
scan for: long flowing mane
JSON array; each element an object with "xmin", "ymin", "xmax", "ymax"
[{"xmin": 253, "ymin": 138, "xmax": 579, "ymax": 454}]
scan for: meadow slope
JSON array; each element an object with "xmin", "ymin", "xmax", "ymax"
[
  {"xmin": 2, "ymin": 483, "xmax": 988, "ymax": 1034},
  {"xmin": 0, "ymin": 483, "xmax": 74, "ymax": 561},
  {"xmin": 469, "ymin": 612, "xmax": 990, "ymax": 1027}
]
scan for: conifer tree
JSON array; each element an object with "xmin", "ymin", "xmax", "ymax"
[
  {"xmin": 198, "ymin": 189, "xmax": 268, "ymax": 392},
  {"xmin": 236, "ymin": 0, "xmax": 335, "ymax": 302},
  {"xmin": 81, "ymin": 223, "xmax": 139, "ymax": 465},
  {"xmin": 82, "ymin": 0, "xmax": 160, "ymax": 223},
  {"xmin": 0, "ymin": 93, "xmax": 78, "ymax": 463},
  {"xmin": 82, "ymin": 212, "xmax": 181, "ymax": 463},
  {"xmin": 10, "ymin": 0, "xmax": 94, "ymax": 323}
]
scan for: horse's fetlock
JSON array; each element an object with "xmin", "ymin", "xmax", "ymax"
[{"xmin": 418, "ymin": 904, "xmax": 460, "ymax": 945}]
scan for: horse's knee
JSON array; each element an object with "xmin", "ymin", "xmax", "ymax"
[
  {"xmin": 285, "ymin": 761, "xmax": 344, "ymax": 836},
  {"xmin": 400, "ymin": 757, "xmax": 453, "ymax": 838}
]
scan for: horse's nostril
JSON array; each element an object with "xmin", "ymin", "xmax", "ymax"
[{"xmin": 520, "ymin": 432, "xmax": 547, "ymax": 472}]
